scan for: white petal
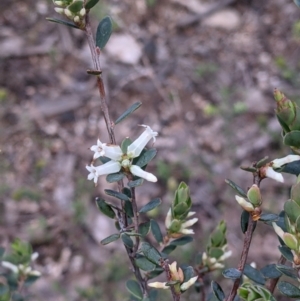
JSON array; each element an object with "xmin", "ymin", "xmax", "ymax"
[
  {"xmin": 169, "ymin": 261, "xmax": 178, "ymax": 277},
  {"xmin": 180, "ymin": 229, "xmax": 195, "ymax": 235},
  {"xmin": 29, "ymin": 270, "xmax": 41, "ymax": 276},
  {"xmin": 2, "ymin": 261, "xmax": 19, "ymax": 274},
  {"xmin": 265, "ymin": 167, "xmax": 284, "ymax": 183},
  {"xmin": 235, "ymin": 195, "xmax": 254, "ymax": 212},
  {"xmin": 102, "ymin": 145, "xmax": 123, "ymax": 161},
  {"xmin": 272, "ymin": 222, "xmax": 285, "ymax": 240},
  {"xmin": 272, "ymin": 155, "xmax": 300, "ymax": 168},
  {"xmin": 86, "ymin": 165, "xmax": 98, "ymax": 184},
  {"xmin": 218, "ymin": 250, "xmax": 232, "ymax": 261},
  {"xmin": 127, "ymin": 125, "xmax": 158, "ymax": 158},
  {"xmin": 165, "ymin": 208, "xmax": 172, "ymax": 228},
  {"xmin": 180, "ymin": 276, "xmax": 198, "ymax": 291},
  {"xmin": 90, "ymin": 139, "xmax": 106, "ymax": 159},
  {"xmin": 187, "ymin": 212, "xmax": 196, "ymax": 217},
  {"xmin": 211, "ymin": 263, "xmax": 224, "ymax": 269},
  {"xmin": 130, "ymin": 165, "xmax": 157, "ymax": 182},
  {"xmin": 95, "ymin": 161, "xmax": 121, "ymax": 176},
  {"xmin": 31, "ymin": 252, "xmax": 39, "ymax": 262},
  {"xmin": 181, "ymin": 218, "xmax": 198, "ymax": 229},
  {"xmin": 148, "ymin": 282, "xmax": 169, "ymax": 289}
]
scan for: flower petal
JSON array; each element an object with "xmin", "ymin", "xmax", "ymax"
[
  {"xmin": 265, "ymin": 167, "xmax": 284, "ymax": 183},
  {"xmin": 181, "ymin": 218, "xmax": 198, "ymax": 229},
  {"xmin": 272, "ymin": 155, "xmax": 300, "ymax": 168},
  {"xmin": 102, "ymin": 145, "xmax": 123, "ymax": 161},
  {"xmin": 235, "ymin": 195, "xmax": 254, "ymax": 212},
  {"xmin": 180, "ymin": 229, "xmax": 195, "ymax": 235},
  {"xmin": 180, "ymin": 276, "xmax": 198, "ymax": 291},
  {"xmin": 130, "ymin": 165, "xmax": 157, "ymax": 182},
  {"xmin": 2, "ymin": 261, "xmax": 19, "ymax": 274},
  {"xmin": 148, "ymin": 282, "xmax": 169, "ymax": 289},
  {"xmin": 95, "ymin": 161, "xmax": 121, "ymax": 176},
  {"xmin": 165, "ymin": 208, "xmax": 172, "ymax": 228},
  {"xmin": 90, "ymin": 139, "xmax": 106, "ymax": 159},
  {"xmin": 127, "ymin": 125, "xmax": 158, "ymax": 158},
  {"xmin": 272, "ymin": 222, "xmax": 285, "ymax": 240},
  {"xmin": 86, "ymin": 165, "xmax": 99, "ymax": 184}
]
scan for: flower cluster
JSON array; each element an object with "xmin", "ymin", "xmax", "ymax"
[
  {"xmin": 52, "ymin": 0, "xmax": 86, "ymax": 28},
  {"xmin": 86, "ymin": 125, "xmax": 158, "ymax": 185},
  {"xmin": 148, "ymin": 261, "xmax": 198, "ymax": 292}
]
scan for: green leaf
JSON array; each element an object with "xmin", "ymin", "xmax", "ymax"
[
  {"xmin": 282, "ymin": 160, "xmax": 300, "ymax": 176},
  {"xmin": 68, "ymin": 0, "xmax": 83, "ymax": 13},
  {"xmin": 151, "ymin": 219, "xmax": 163, "ymax": 243},
  {"xmin": 276, "ymin": 264, "xmax": 298, "ymax": 280},
  {"xmin": 149, "ymin": 290, "xmax": 158, "ymax": 301},
  {"xmin": 85, "ymin": 0, "xmax": 99, "ymax": 9},
  {"xmin": 95, "ymin": 198, "xmax": 115, "ymax": 219},
  {"xmin": 124, "ymin": 200, "xmax": 134, "ymax": 217},
  {"xmin": 225, "ymin": 179, "xmax": 247, "ymax": 198},
  {"xmin": 170, "ymin": 236, "xmax": 193, "ymax": 246},
  {"xmin": 244, "ymin": 264, "xmax": 265, "ymax": 285},
  {"xmin": 135, "ymin": 255, "xmax": 156, "ymax": 271},
  {"xmin": 284, "ymin": 199, "xmax": 300, "ymax": 223},
  {"xmin": 284, "ymin": 131, "xmax": 300, "ymax": 147},
  {"xmin": 128, "ymin": 179, "xmax": 144, "ymax": 187},
  {"xmin": 147, "ymin": 267, "xmax": 164, "ymax": 279},
  {"xmin": 0, "ymin": 247, "xmax": 5, "ymax": 259},
  {"xmin": 121, "ymin": 138, "xmax": 132, "ymax": 154},
  {"xmin": 241, "ymin": 210, "xmax": 249, "ymax": 234},
  {"xmin": 24, "ymin": 274, "xmax": 40, "ymax": 287},
  {"xmin": 115, "ymin": 102, "xmax": 142, "ymax": 125},
  {"xmin": 138, "ymin": 222, "xmax": 151, "ymax": 237},
  {"xmin": 208, "ymin": 247, "xmax": 223, "ymax": 259},
  {"xmin": 295, "ymin": 0, "xmax": 300, "ymax": 8},
  {"xmin": 256, "ymin": 156, "xmax": 269, "ymax": 168},
  {"xmin": 139, "ymin": 198, "xmax": 161, "ymax": 213},
  {"xmin": 104, "ymin": 189, "xmax": 130, "ymax": 201},
  {"xmin": 211, "ymin": 281, "xmax": 225, "ymax": 301},
  {"xmin": 141, "ymin": 242, "xmax": 161, "ymax": 265},
  {"xmin": 259, "ymin": 213, "xmax": 279, "ymax": 222},
  {"xmin": 135, "ymin": 149, "xmax": 157, "ymax": 168},
  {"xmin": 106, "ymin": 172, "xmax": 125, "ymax": 183},
  {"xmin": 11, "ymin": 293, "xmax": 24, "ymax": 301},
  {"xmin": 46, "ymin": 17, "xmax": 79, "ymax": 29},
  {"xmin": 101, "ymin": 233, "xmax": 120, "ymax": 245},
  {"xmin": 278, "ymin": 281, "xmax": 300, "ymax": 297},
  {"xmin": 278, "ymin": 245, "xmax": 294, "ymax": 262},
  {"xmin": 126, "ymin": 280, "xmax": 143, "ymax": 300},
  {"xmin": 121, "ymin": 233, "xmax": 134, "ymax": 248},
  {"xmin": 260, "ymin": 264, "xmax": 282, "ymax": 279},
  {"xmin": 96, "ymin": 16, "xmax": 113, "ymax": 50},
  {"xmin": 182, "ymin": 266, "xmax": 194, "ymax": 282},
  {"xmin": 0, "ymin": 284, "xmax": 9, "ymax": 296},
  {"xmin": 161, "ymin": 245, "xmax": 176, "ymax": 255},
  {"xmin": 222, "ymin": 268, "xmax": 242, "ymax": 280}
]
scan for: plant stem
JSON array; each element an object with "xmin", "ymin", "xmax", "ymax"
[
  {"xmin": 225, "ymin": 217, "xmax": 256, "ymax": 301},
  {"xmin": 266, "ymin": 255, "xmax": 286, "ymax": 293},
  {"xmin": 130, "ymin": 187, "xmax": 140, "ymax": 255}
]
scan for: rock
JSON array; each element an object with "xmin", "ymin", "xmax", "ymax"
[
  {"xmin": 105, "ymin": 34, "xmax": 142, "ymax": 65},
  {"xmin": 203, "ymin": 9, "xmax": 241, "ymax": 31}
]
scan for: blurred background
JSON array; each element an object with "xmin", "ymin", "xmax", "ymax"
[{"xmin": 0, "ymin": 0, "xmax": 300, "ymax": 300}]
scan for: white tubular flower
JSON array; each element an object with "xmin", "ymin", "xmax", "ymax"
[
  {"xmin": 272, "ymin": 222, "xmax": 285, "ymax": 240},
  {"xmin": 148, "ymin": 282, "xmax": 169, "ymax": 289},
  {"xmin": 165, "ymin": 209, "xmax": 172, "ymax": 228},
  {"xmin": 130, "ymin": 165, "xmax": 157, "ymax": 182},
  {"xmin": 103, "ymin": 145, "xmax": 123, "ymax": 161},
  {"xmin": 180, "ymin": 276, "xmax": 198, "ymax": 291},
  {"xmin": 54, "ymin": 7, "xmax": 64, "ymax": 14},
  {"xmin": 2, "ymin": 261, "xmax": 18, "ymax": 274},
  {"xmin": 86, "ymin": 165, "xmax": 99, "ymax": 184},
  {"xmin": 265, "ymin": 167, "xmax": 284, "ymax": 183},
  {"xmin": 272, "ymin": 155, "xmax": 300, "ymax": 168},
  {"xmin": 127, "ymin": 125, "xmax": 158, "ymax": 158},
  {"xmin": 90, "ymin": 140, "xmax": 106, "ymax": 159},
  {"xmin": 235, "ymin": 196, "xmax": 254, "ymax": 212},
  {"xmin": 95, "ymin": 161, "xmax": 121, "ymax": 176}
]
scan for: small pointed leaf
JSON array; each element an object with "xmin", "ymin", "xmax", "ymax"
[
  {"xmin": 96, "ymin": 16, "xmax": 113, "ymax": 49},
  {"xmin": 121, "ymin": 138, "xmax": 132, "ymax": 154},
  {"xmin": 115, "ymin": 102, "xmax": 142, "ymax": 125},
  {"xmin": 256, "ymin": 156, "xmax": 269, "ymax": 168},
  {"xmin": 139, "ymin": 198, "xmax": 161, "ymax": 213},
  {"xmin": 244, "ymin": 264, "xmax": 265, "ymax": 285},
  {"xmin": 282, "ymin": 160, "xmax": 300, "ymax": 176},
  {"xmin": 106, "ymin": 172, "xmax": 125, "ymax": 183},
  {"xmin": 101, "ymin": 233, "xmax": 120, "ymax": 245},
  {"xmin": 182, "ymin": 266, "xmax": 194, "ymax": 282},
  {"xmin": 276, "ymin": 264, "xmax": 298, "ymax": 280},
  {"xmin": 125, "ymin": 200, "xmax": 134, "ymax": 217},
  {"xmin": 128, "ymin": 179, "xmax": 144, "ymax": 187},
  {"xmin": 68, "ymin": 0, "xmax": 83, "ymax": 13},
  {"xmin": 126, "ymin": 280, "xmax": 143, "ymax": 300},
  {"xmin": 85, "ymin": 0, "xmax": 99, "ymax": 9},
  {"xmin": 95, "ymin": 198, "xmax": 115, "ymax": 219},
  {"xmin": 170, "ymin": 236, "xmax": 193, "ymax": 246},
  {"xmin": 135, "ymin": 255, "xmax": 156, "ymax": 271},
  {"xmin": 104, "ymin": 189, "xmax": 130, "ymax": 201},
  {"xmin": 222, "ymin": 268, "xmax": 242, "ymax": 280},
  {"xmin": 211, "ymin": 281, "xmax": 225, "ymax": 301},
  {"xmin": 121, "ymin": 233, "xmax": 134, "ymax": 248},
  {"xmin": 284, "ymin": 131, "xmax": 300, "ymax": 148},
  {"xmin": 259, "ymin": 213, "xmax": 279, "ymax": 222},
  {"xmin": 46, "ymin": 17, "xmax": 79, "ymax": 29},
  {"xmin": 135, "ymin": 149, "xmax": 157, "ymax": 168},
  {"xmin": 278, "ymin": 245, "xmax": 294, "ymax": 262},
  {"xmin": 138, "ymin": 222, "xmax": 151, "ymax": 237},
  {"xmin": 260, "ymin": 264, "xmax": 282, "ymax": 279},
  {"xmin": 241, "ymin": 210, "xmax": 249, "ymax": 233},
  {"xmin": 225, "ymin": 179, "xmax": 247, "ymax": 197},
  {"xmin": 141, "ymin": 242, "xmax": 161, "ymax": 265},
  {"xmin": 161, "ymin": 245, "xmax": 177, "ymax": 255},
  {"xmin": 151, "ymin": 219, "xmax": 163, "ymax": 243},
  {"xmin": 278, "ymin": 281, "xmax": 300, "ymax": 297}
]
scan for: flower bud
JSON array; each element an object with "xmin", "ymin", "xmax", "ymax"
[
  {"xmin": 247, "ymin": 184, "xmax": 262, "ymax": 206},
  {"xmin": 235, "ymin": 196, "xmax": 254, "ymax": 212},
  {"xmin": 54, "ymin": 7, "xmax": 64, "ymax": 14},
  {"xmin": 172, "ymin": 182, "xmax": 192, "ymax": 219}
]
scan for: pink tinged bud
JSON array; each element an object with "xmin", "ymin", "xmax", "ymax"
[
  {"xmin": 2, "ymin": 261, "xmax": 19, "ymax": 274},
  {"xmin": 265, "ymin": 167, "xmax": 284, "ymax": 183},
  {"xmin": 180, "ymin": 276, "xmax": 198, "ymax": 291},
  {"xmin": 130, "ymin": 165, "xmax": 157, "ymax": 182},
  {"xmin": 127, "ymin": 125, "xmax": 158, "ymax": 158},
  {"xmin": 148, "ymin": 282, "xmax": 169, "ymax": 289},
  {"xmin": 102, "ymin": 145, "xmax": 123, "ymax": 161},
  {"xmin": 54, "ymin": 7, "xmax": 64, "ymax": 14},
  {"xmin": 235, "ymin": 196, "xmax": 254, "ymax": 212},
  {"xmin": 272, "ymin": 155, "xmax": 300, "ymax": 168},
  {"xmin": 95, "ymin": 161, "xmax": 121, "ymax": 176}
]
